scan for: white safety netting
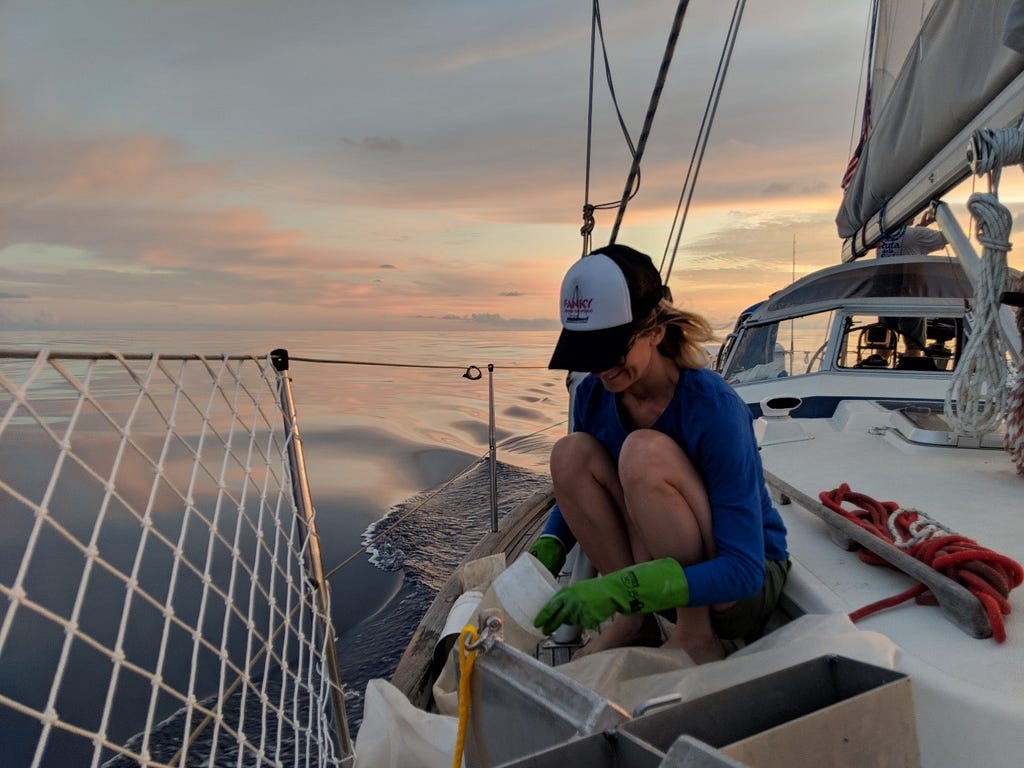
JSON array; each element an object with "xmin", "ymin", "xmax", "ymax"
[{"xmin": 0, "ymin": 350, "xmax": 346, "ymax": 768}]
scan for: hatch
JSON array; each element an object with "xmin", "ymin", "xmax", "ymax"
[{"xmin": 889, "ymin": 404, "xmax": 1005, "ymax": 448}]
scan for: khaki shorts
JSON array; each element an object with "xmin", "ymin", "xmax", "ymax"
[{"xmin": 710, "ymin": 559, "xmax": 790, "ymax": 642}]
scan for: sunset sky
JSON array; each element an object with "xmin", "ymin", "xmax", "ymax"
[{"xmin": 3, "ymin": 1, "xmax": 1023, "ymax": 333}]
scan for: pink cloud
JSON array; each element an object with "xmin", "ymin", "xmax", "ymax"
[
  {"xmin": 54, "ymin": 136, "xmax": 224, "ymax": 201},
  {"xmin": 2, "ymin": 134, "xmax": 223, "ymax": 204}
]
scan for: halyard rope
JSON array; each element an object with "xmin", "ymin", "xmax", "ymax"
[
  {"xmin": 944, "ymin": 126, "xmax": 1024, "ymax": 439},
  {"xmin": 943, "ymin": 194, "xmax": 1010, "ymax": 436},
  {"xmin": 820, "ymin": 484, "xmax": 1023, "ymax": 643},
  {"xmin": 970, "ymin": 127, "xmax": 1024, "ymax": 190}
]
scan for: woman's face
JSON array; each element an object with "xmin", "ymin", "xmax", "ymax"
[{"xmin": 596, "ymin": 326, "xmax": 665, "ymax": 391}]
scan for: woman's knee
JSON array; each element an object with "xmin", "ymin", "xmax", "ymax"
[
  {"xmin": 619, "ymin": 430, "xmax": 684, "ymax": 485},
  {"xmin": 621, "ymin": 430, "xmax": 704, "ymax": 488},
  {"xmin": 550, "ymin": 431, "xmax": 607, "ymax": 482},
  {"xmin": 619, "ymin": 430, "xmax": 712, "ymax": 547}
]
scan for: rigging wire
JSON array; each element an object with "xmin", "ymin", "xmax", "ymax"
[
  {"xmin": 287, "ymin": 354, "xmax": 549, "ymax": 370},
  {"xmin": 580, "ymin": 0, "xmax": 746, "ymax": 282},
  {"xmin": 582, "ymin": 0, "xmax": 641, "ymax": 255},
  {"xmin": 609, "ymin": 0, "xmax": 692, "ymax": 245},
  {"xmin": 582, "ymin": 4, "xmax": 597, "ymax": 257},
  {"xmin": 661, "ymin": 0, "xmax": 746, "ymax": 283}
]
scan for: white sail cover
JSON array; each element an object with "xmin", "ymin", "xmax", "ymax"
[{"xmin": 837, "ymin": 0, "xmax": 1024, "ymax": 240}]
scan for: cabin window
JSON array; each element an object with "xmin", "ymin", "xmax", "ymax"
[
  {"xmin": 792, "ymin": 312, "xmax": 835, "ymax": 375},
  {"xmin": 723, "ymin": 312, "xmax": 835, "ymax": 382},
  {"xmin": 836, "ymin": 315, "xmax": 960, "ymax": 371},
  {"xmin": 722, "ymin": 324, "xmax": 784, "ymax": 383}
]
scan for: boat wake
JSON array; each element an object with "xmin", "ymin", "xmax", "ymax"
[{"xmin": 341, "ymin": 459, "xmax": 550, "ymax": 732}]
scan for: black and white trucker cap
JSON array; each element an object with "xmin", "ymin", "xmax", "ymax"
[{"xmin": 548, "ymin": 244, "xmax": 665, "ymax": 372}]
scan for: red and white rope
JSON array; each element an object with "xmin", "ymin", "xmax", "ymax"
[{"xmin": 820, "ymin": 484, "xmax": 1023, "ymax": 643}]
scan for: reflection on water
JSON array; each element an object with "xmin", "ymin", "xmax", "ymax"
[{"xmin": 0, "ymin": 331, "xmax": 568, "ymax": 764}]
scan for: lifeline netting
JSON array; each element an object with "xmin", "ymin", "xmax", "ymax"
[{"xmin": 0, "ymin": 350, "xmax": 345, "ymax": 768}]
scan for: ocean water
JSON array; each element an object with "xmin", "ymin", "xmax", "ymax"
[{"xmin": 0, "ymin": 329, "xmax": 569, "ymax": 762}]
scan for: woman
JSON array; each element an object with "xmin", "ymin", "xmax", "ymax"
[{"xmin": 532, "ymin": 244, "xmax": 789, "ymax": 663}]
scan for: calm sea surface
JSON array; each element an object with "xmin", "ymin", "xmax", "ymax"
[{"xmin": 0, "ymin": 329, "xmax": 569, "ymax": 760}]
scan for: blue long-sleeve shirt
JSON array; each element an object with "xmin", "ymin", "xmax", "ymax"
[{"xmin": 544, "ymin": 367, "xmax": 787, "ymax": 606}]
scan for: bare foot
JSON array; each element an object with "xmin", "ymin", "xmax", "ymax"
[
  {"xmin": 572, "ymin": 614, "xmax": 663, "ymax": 659},
  {"xmin": 660, "ymin": 632, "xmax": 725, "ymax": 664}
]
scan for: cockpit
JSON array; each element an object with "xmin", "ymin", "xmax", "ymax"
[{"xmin": 720, "ymin": 312, "xmax": 963, "ymax": 384}]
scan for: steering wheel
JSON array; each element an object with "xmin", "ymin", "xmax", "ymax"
[{"xmin": 805, "ymin": 342, "xmax": 827, "ymax": 373}]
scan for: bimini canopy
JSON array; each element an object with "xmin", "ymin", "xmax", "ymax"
[{"xmin": 749, "ymin": 256, "xmax": 971, "ymax": 325}]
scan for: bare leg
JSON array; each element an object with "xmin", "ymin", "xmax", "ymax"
[
  {"xmin": 552, "ymin": 430, "xmax": 726, "ymax": 660},
  {"xmin": 619, "ymin": 430, "xmax": 724, "ymax": 662},
  {"xmin": 550, "ymin": 433, "xmax": 663, "ymax": 654},
  {"xmin": 549, "ymin": 432, "xmax": 632, "ymax": 574}
]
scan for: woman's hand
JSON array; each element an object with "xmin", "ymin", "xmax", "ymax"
[
  {"xmin": 528, "ymin": 535, "xmax": 566, "ymax": 576},
  {"xmin": 533, "ymin": 558, "xmax": 689, "ymax": 635}
]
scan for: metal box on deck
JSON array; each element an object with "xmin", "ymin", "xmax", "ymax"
[{"xmin": 469, "ymin": 649, "xmax": 918, "ymax": 768}]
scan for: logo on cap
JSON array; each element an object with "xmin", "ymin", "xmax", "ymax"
[{"xmin": 563, "ymin": 285, "xmax": 593, "ymax": 324}]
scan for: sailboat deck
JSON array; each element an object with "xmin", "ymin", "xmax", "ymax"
[{"xmin": 756, "ymin": 399, "xmax": 1024, "ymax": 758}]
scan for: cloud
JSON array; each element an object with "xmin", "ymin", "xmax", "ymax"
[
  {"xmin": 415, "ymin": 312, "xmax": 557, "ymax": 330},
  {"xmin": 6, "ymin": 0, "xmax": 1018, "ymax": 334},
  {"xmin": 3, "ymin": 201, "xmax": 328, "ymax": 273},
  {"xmin": 0, "ymin": 124, "xmax": 567, "ymax": 330},
  {"xmin": 761, "ymin": 180, "xmax": 831, "ymax": 198},
  {"xmin": 342, "ymin": 136, "xmax": 404, "ymax": 153},
  {"xmin": 0, "ymin": 134, "xmax": 224, "ymax": 204}
]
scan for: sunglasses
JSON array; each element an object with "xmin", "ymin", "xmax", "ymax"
[{"xmin": 613, "ymin": 334, "xmax": 639, "ymax": 368}]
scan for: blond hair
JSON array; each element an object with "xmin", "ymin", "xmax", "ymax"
[{"xmin": 634, "ymin": 299, "xmax": 716, "ymax": 370}]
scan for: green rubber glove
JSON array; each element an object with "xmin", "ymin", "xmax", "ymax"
[
  {"xmin": 533, "ymin": 557, "xmax": 688, "ymax": 635},
  {"xmin": 528, "ymin": 535, "xmax": 566, "ymax": 576}
]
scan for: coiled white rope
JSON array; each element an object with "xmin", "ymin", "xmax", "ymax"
[
  {"xmin": 944, "ymin": 192, "xmax": 1011, "ymax": 437},
  {"xmin": 970, "ymin": 127, "xmax": 1024, "ymax": 187}
]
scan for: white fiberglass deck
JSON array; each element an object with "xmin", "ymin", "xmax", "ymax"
[{"xmin": 759, "ymin": 399, "xmax": 1024, "ymax": 766}]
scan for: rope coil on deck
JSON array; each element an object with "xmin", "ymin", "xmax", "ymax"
[{"xmin": 820, "ymin": 484, "xmax": 1024, "ymax": 642}]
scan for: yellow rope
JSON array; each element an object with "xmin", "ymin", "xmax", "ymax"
[{"xmin": 453, "ymin": 624, "xmax": 479, "ymax": 768}]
